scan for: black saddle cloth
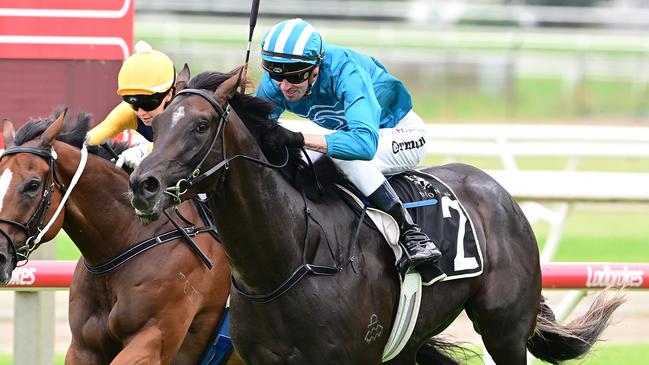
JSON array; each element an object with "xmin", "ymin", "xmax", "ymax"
[{"xmin": 388, "ymin": 170, "xmax": 483, "ymax": 281}]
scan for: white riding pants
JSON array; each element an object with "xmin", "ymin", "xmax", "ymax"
[{"xmin": 332, "ymin": 110, "xmax": 429, "ymax": 196}]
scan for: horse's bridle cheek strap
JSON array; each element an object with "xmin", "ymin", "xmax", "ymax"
[
  {"xmin": 0, "ymin": 146, "xmax": 61, "ymax": 264},
  {"xmin": 165, "ymin": 88, "xmax": 230, "ymax": 203},
  {"xmin": 164, "ymin": 87, "xmax": 289, "ymax": 204},
  {"xmin": 0, "ymin": 143, "xmax": 86, "ymax": 266}
]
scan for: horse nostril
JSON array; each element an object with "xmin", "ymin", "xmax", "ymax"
[
  {"xmin": 142, "ymin": 176, "xmax": 160, "ymax": 194},
  {"xmin": 129, "ymin": 174, "xmax": 161, "ymax": 198}
]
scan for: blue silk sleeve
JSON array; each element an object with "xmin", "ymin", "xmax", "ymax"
[{"xmin": 324, "ymin": 61, "xmax": 380, "ymax": 160}]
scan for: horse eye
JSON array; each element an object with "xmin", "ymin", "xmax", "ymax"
[
  {"xmin": 196, "ymin": 121, "xmax": 209, "ymax": 134},
  {"xmin": 23, "ymin": 179, "xmax": 41, "ymax": 194}
]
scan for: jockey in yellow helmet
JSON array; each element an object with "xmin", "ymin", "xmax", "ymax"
[{"xmin": 86, "ymin": 41, "xmax": 176, "ymax": 169}]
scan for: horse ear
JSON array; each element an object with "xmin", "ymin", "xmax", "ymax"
[
  {"xmin": 213, "ymin": 65, "xmax": 246, "ymax": 106},
  {"xmin": 40, "ymin": 108, "xmax": 66, "ymax": 147},
  {"xmin": 3, "ymin": 119, "xmax": 16, "ymax": 148},
  {"xmin": 175, "ymin": 63, "xmax": 191, "ymax": 92}
]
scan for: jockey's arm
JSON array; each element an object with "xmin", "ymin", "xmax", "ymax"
[
  {"xmin": 321, "ymin": 61, "xmax": 381, "ymax": 160},
  {"xmin": 303, "ymin": 134, "xmax": 328, "ymax": 154},
  {"xmin": 86, "ymin": 102, "xmax": 138, "ymax": 145}
]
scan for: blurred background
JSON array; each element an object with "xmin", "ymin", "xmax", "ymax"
[
  {"xmin": 1, "ymin": 1, "xmax": 648, "ymax": 364},
  {"xmin": 138, "ymin": 0, "xmax": 649, "ymax": 125}
]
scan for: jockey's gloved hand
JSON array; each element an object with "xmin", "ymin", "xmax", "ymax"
[
  {"xmin": 262, "ymin": 123, "xmax": 305, "ymax": 151},
  {"xmin": 115, "ymin": 142, "xmax": 152, "ymax": 170}
]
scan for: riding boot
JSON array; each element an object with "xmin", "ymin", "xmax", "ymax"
[{"xmin": 368, "ymin": 181, "xmax": 442, "ymax": 271}]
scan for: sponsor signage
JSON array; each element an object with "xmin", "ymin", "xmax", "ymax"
[
  {"xmin": 4, "ymin": 261, "xmax": 648, "ymax": 290},
  {"xmin": 542, "ymin": 262, "xmax": 649, "ymax": 289},
  {"xmin": 5, "ymin": 260, "xmax": 77, "ymax": 289}
]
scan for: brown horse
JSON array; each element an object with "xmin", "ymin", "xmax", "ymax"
[
  {"xmin": 0, "ymin": 111, "xmax": 243, "ymax": 365},
  {"xmin": 128, "ymin": 69, "xmax": 624, "ymax": 365}
]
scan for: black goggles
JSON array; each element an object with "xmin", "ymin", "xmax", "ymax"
[
  {"xmin": 122, "ymin": 90, "xmax": 169, "ymax": 112},
  {"xmin": 262, "ymin": 61, "xmax": 314, "ymax": 84},
  {"xmin": 268, "ymin": 70, "xmax": 312, "ymax": 84}
]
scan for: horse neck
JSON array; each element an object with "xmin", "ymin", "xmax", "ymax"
[
  {"xmin": 209, "ymin": 117, "xmax": 308, "ymax": 290},
  {"xmin": 54, "ymin": 142, "xmax": 149, "ymax": 264}
]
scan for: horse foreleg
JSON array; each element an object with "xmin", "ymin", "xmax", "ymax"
[
  {"xmin": 65, "ymin": 339, "xmax": 106, "ymax": 365},
  {"xmin": 110, "ymin": 326, "xmax": 164, "ymax": 365}
]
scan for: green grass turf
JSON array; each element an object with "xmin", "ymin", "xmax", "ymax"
[
  {"xmin": 55, "ymin": 230, "xmax": 79, "ymax": 261},
  {"xmin": 456, "ymin": 343, "xmax": 649, "ymax": 364},
  {"xmin": 423, "ymin": 156, "xmax": 649, "ymax": 173},
  {"xmin": 408, "ymin": 77, "xmax": 642, "ymax": 123}
]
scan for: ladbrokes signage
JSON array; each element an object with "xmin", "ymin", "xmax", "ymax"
[
  {"xmin": 586, "ymin": 264, "xmax": 645, "ymax": 288},
  {"xmin": 542, "ymin": 262, "xmax": 649, "ymax": 289}
]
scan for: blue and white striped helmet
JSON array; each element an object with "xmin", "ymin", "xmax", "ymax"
[{"xmin": 261, "ymin": 18, "xmax": 323, "ymax": 65}]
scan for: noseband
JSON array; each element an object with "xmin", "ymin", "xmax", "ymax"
[
  {"xmin": 164, "ymin": 88, "xmax": 229, "ymax": 204},
  {"xmin": 0, "ymin": 146, "xmax": 65, "ymax": 265}
]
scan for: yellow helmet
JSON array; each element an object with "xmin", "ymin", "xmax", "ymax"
[{"xmin": 117, "ymin": 41, "xmax": 175, "ymax": 96}]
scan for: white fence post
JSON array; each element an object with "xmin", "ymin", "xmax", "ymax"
[{"xmin": 14, "ymin": 241, "xmax": 56, "ymax": 365}]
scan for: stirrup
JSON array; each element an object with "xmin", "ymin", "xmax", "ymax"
[{"xmin": 397, "ymin": 247, "xmax": 440, "ymax": 274}]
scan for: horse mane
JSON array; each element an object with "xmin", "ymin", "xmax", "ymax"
[
  {"xmin": 187, "ymin": 70, "xmax": 345, "ymax": 195},
  {"xmin": 187, "ymin": 69, "xmax": 276, "ymax": 136},
  {"xmin": 13, "ymin": 108, "xmax": 129, "ymax": 160}
]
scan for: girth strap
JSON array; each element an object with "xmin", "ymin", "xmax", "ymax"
[
  {"xmin": 231, "ymin": 201, "xmax": 367, "ymax": 304},
  {"xmin": 231, "ymin": 263, "xmax": 342, "ymax": 304}
]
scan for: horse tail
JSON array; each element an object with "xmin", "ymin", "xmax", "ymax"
[
  {"xmin": 526, "ymin": 290, "xmax": 625, "ymax": 364},
  {"xmin": 416, "ymin": 337, "xmax": 479, "ymax": 365}
]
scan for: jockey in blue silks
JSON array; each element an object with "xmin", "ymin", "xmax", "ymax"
[{"xmin": 256, "ymin": 18, "xmax": 443, "ymax": 272}]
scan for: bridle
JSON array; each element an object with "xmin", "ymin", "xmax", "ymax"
[
  {"xmin": 0, "ymin": 146, "xmax": 65, "ymax": 266},
  {"xmin": 164, "ymin": 88, "xmax": 288, "ymax": 204}
]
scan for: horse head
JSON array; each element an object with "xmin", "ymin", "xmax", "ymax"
[
  {"xmin": 0, "ymin": 111, "xmax": 67, "ymax": 283},
  {"xmin": 129, "ymin": 66, "xmax": 259, "ymax": 220}
]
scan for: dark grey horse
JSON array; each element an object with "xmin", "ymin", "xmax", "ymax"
[{"xmin": 128, "ymin": 68, "xmax": 624, "ymax": 365}]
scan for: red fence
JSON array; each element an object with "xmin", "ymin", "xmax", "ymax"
[
  {"xmin": 5, "ymin": 260, "xmax": 649, "ymax": 289},
  {"xmin": 6, "ymin": 261, "xmax": 77, "ymax": 289}
]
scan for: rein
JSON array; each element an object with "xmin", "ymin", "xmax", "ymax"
[
  {"xmin": 169, "ymin": 88, "xmax": 361, "ymax": 303},
  {"xmin": 231, "ymin": 192, "xmax": 366, "ymax": 304}
]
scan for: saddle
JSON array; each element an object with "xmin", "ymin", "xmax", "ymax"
[{"xmin": 339, "ymin": 169, "xmax": 484, "ymax": 283}]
